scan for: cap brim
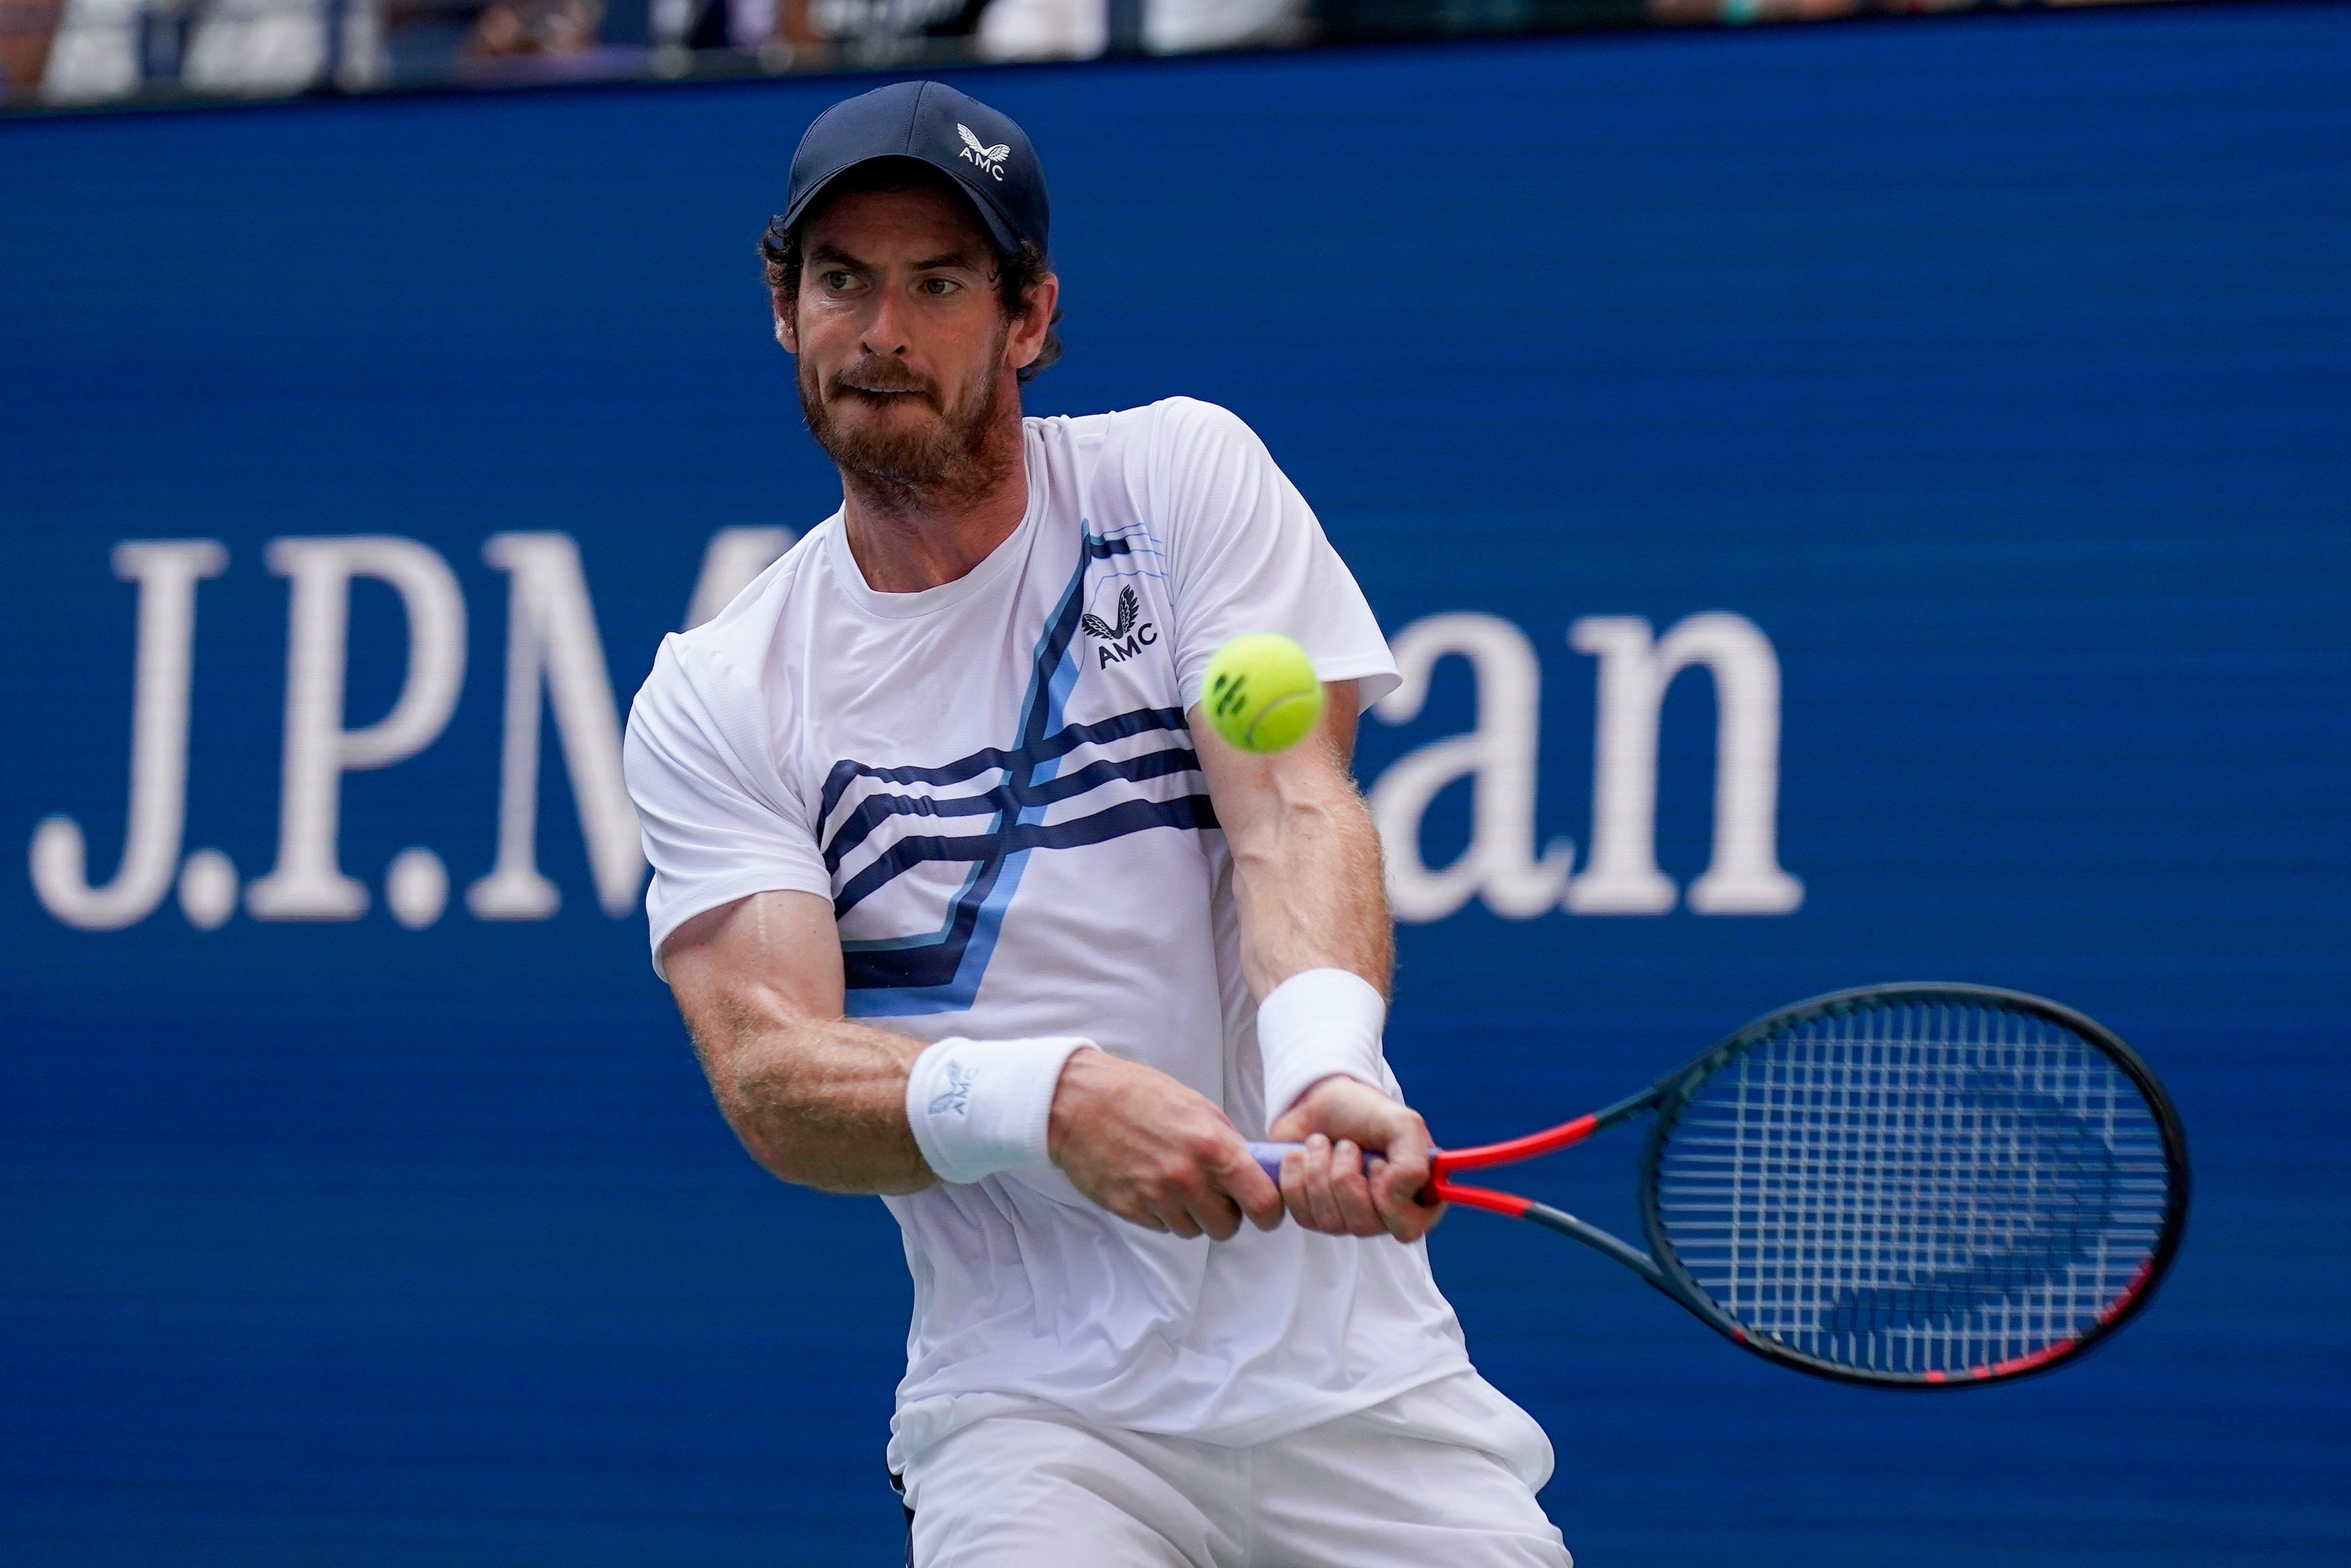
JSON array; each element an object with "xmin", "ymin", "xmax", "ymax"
[{"xmin": 782, "ymin": 154, "xmax": 1022, "ymax": 255}]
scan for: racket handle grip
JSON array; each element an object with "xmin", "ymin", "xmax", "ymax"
[{"xmin": 1244, "ymin": 1140, "xmax": 1378, "ymax": 1182}]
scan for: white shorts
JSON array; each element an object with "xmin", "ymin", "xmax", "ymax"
[{"xmin": 898, "ymin": 1373, "xmax": 1571, "ymax": 1568}]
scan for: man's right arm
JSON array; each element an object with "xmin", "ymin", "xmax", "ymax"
[
  {"xmin": 659, "ymin": 889, "xmax": 1284, "ymax": 1238},
  {"xmin": 662, "ymin": 888, "xmax": 938, "ymax": 1195}
]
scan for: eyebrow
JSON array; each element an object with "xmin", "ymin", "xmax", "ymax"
[
  {"xmin": 804, "ymin": 242, "xmax": 869, "ymax": 271},
  {"xmin": 804, "ymin": 242, "xmax": 985, "ymax": 274}
]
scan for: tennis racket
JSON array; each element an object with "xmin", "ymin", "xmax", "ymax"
[{"xmin": 1248, "ymin": 982, "xmax": 2189, "ymax": 1387}]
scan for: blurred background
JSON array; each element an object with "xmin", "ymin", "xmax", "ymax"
[
  {"xmin": 3, "ymin": 2, "xmax": 2347, "ymax": 1565},
  {"xmin": 2, "ymin": 0, "xmax": 2215, "ymax": 109}
]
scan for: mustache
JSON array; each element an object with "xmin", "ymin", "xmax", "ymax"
[{"xmin": 827, "ymin": 359, "xmax": 940, "ymax": 406}]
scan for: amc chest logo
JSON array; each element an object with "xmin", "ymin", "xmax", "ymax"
[{"xmin": 1081, "ymin": 585, "xmax": 1157, "ymax": 668}]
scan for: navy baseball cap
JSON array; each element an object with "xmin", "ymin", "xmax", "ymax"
[{"xmin": 783, "ymin": 81, "xmax": 1049, "ymax": 257}]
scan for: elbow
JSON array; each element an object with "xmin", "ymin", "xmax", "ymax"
[
  {"xmin": 735, "ymin": 1117, "xmax": 935, "ymax": 1197},
  {"xmin": 715, "ymin": 1078, "xmax": 938, "ymax": 1197},
  {"xmin": 728, "ymin": 1113, "xmax": 803, "ymax": 1185},
  {"xmin": 703, "ymin": 1066, "xmax": 810, "ymax": 1183}
]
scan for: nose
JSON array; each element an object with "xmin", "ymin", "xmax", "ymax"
[{"xmin": 859, "ymin": 287, "xmax": 911, "ymax": 359}]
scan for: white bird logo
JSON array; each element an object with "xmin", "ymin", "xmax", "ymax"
[
  {"xmin": 1082, "ymin": 586, "xmax": 1141, "ymax": 642},
  {"xmin": 929, "ymin": 1060, "xmax": 975, "ymax": 1117},
  {"xmin": 957, "ymin": 124, "xmax": 1011, "ymax": 176}
]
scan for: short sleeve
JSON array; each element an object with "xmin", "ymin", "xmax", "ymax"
[
  {"xmin": 624, "ymin": 633, "xmax": 833, "ymax": 978},
  {"xmin": 1147, "ymin": 399, "xmax": 1399, "ymax": 712}
]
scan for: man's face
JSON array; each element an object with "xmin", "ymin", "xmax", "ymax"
[{"xmin": 777, "ymin": 183, "xmax": 1030, "ymax": 492}]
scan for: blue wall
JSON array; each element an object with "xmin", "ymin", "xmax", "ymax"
[{"xmin": 3, "ymin": 6, "xmax": 2347, "ymax": 1563}]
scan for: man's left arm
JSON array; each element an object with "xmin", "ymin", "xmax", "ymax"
[{"xmin": 1193, "ymin": 680, "xmax": 1446, "ymax": 1244}]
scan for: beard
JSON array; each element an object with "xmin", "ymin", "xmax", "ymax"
[{"xmin": 797, "ymin": 330, "xmax": 1013, "ymax": 508}]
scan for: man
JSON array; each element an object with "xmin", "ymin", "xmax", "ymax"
[{"xmin": 623, "ymin": 79, "xmax": 1568, "ymax": 1567}]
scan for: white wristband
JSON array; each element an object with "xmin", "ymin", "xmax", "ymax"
[
  {"xmin": 1255, "ymin": 968, "xmax": 1388, "ymax": 1122},
  {"xmin": 905, "ymin": 1035, "xmax": 1094, "ymax": 1185}
]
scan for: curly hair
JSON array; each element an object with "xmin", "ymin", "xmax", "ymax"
[{"xmin": 760, "ymin": 160, "xmax": 1062, "ymax": 383}]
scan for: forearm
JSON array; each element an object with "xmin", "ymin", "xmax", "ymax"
[
  {"xmin": 660, "ymin": 892, "xmax": 939, "ymax": 1196},
  {"xmin": 1228, "ymin": 763, "xmax": 1439, "ymax": 1241},
  {"xmin": 687, "ymin": 1007, "xmax": 937, "ymax": 1195},
  {"xmin": 1225, "ymin": 740, "xmax": 1393, "ymax": 1003}
]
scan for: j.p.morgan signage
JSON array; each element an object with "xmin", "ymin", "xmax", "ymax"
[{"xmin": 31, "ymin": 533, "xmax": 1800, "ymax": 934}]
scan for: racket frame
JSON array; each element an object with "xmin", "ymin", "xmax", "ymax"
[{"xmin": 1427, "ymin": 982, "xmax": 2192, "ymax": 1388}]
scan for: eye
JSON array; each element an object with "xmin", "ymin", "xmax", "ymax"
[
  {"xmin": 918, "ymin": 276, "xmax": 961, "ymax": 297},
  {"xmin": 821, "ymin": 270, "xmax": 858, "ymax": 292}
]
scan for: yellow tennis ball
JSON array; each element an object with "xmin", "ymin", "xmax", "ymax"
[{"xmin": 1204, "ymin": 633, "xmax": 1325, "ymax": 753}]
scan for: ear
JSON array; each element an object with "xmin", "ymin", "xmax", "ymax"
[
  {"xmin": 1006, "ymin": 272, "xmax": 1059, "ymax": 371},
  {"xmin": 771, "ymin": 288, "xmax": 798, "ymax": 354}
]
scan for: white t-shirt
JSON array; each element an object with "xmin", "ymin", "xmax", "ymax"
[{"xmin": 624, "ymin": 398, "xmax": 1476, "ymax": 1467}]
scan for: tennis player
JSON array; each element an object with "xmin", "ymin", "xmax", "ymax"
[{"xmin": 623, "ymin": 80, "xmax": 1568, "ymax": 1567}]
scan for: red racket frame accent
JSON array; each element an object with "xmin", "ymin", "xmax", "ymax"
[
  {"xmin": 1426, "ymin": 1114, "xmax": 1600, "ymax": 1216},
  {"xmin": 1920, "ymin": 1256, "xmax": 2160, "ymax": 1383}
]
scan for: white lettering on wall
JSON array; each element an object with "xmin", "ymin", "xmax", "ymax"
[
  {"xmin": 684, "ymin": 526, "xmax": 796, "ymax": 631},
  {"xmin": 245, "ymin": 537, "xmax": 468, "ymax": 921},
  {"xmin": 465, "ymin": 533, "xmax": 644, "ymax": 921},
  {"xmin": 29, "ymin": 540, "xmax": 228, "ymax": 931},
  {"xmin": 1368, "ymin": 613, "xmax": 1574, "ymax": 924},
  {"xmin": 1565, "ymin": 613, "xmax": 1803, "ymax": 915},
  {"xmin": 26, "ymin": 530, "xmax": 1804, "ymax": 933}
]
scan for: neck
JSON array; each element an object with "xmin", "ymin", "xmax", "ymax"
[{"xmin": 840, "ymin": 401, "xmax": 1028, "ymax": 594}]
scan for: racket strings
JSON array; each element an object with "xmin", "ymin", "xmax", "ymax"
[{"xmin": 1653, "ymin": 1001, "xmax": 2172, "ymax": 1377}]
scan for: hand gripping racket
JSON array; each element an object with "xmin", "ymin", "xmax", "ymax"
[{"xmin": 1247, "ymin": 983, "xmax": 2190, "ymax": 1387}]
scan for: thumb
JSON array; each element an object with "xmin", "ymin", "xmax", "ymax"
[
  {"xmin": 1267, "ymin": 1072, "xmax": 1353, "ymax": 1143},
  {"xmin": 1214, "ymin": 1139, "xmax": 1286, "ymax": 1231}
]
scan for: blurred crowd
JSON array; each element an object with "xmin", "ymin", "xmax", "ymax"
[{"xmin": 0, "ymin": 0, "xmax": 2128, "ymax": 107}]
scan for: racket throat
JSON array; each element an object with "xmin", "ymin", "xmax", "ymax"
[{"xmin": 1479, "ymin": 1190, "xmax": 1669, "ymax": 1291}]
